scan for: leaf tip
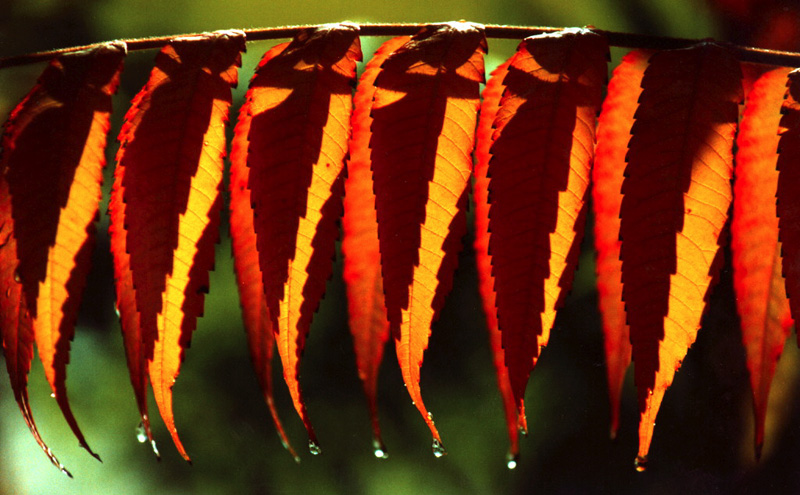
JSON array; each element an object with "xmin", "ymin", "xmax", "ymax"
[
  {"xmin": 634, "ymin": 455, "xmax": 648, "ymax": 472},
  {"xmin": 431, "ymin": 437, "xmax": 447, "ymax": 458},
  {"xmin": 506, "ymin": 451, "xmax": 519, "ymax": 470},
  {"xmin": 372, "ymin": 436, "xmax": 389, "ymax": 459}
]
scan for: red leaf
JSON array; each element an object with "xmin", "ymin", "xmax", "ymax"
[
  {"xmin": 733, "ymin": 65, "xmax": 793, "ymax": 460},
  {"xmin": 0, "ymin": 42, "xmax": 126, "ymax": 473},
  {"xmin": 239, "ymin": 23, "xmax": 361, "ymax": 453},
  {"xmin": 778, "ymin": 72, "xmax": 800, "ymax": 338},
  {"xmin": 593, "ymin": 49, "xmax": 651, "ymax": 439},
  {"xmin": 486, "ymin": 29, "xmax": 607, "ymax": 420},
  {"xmin": 620, "ymin": 43, "xmax": 742, "ymax": 470},
  {"xmin": 370, "ymin": 22, "xmax": 486, "ymax": 454},
  {"xmin": 229, "ymin": 41, "xmax": 299, "ymax": 462},
  {"xmin": 474, "ymin": 57, "xmax": 525, "ymax": 463},
  {"xmin": 342, "ymin": 35, "xmax": 409, "ymax": 458},
  {"xmin": 110, "ymin": 31, "xmax": 245, "ymax": 461}
]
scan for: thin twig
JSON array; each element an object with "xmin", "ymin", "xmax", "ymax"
[{"xmin": 1, "ymin": 22, "xmax": 799, "ymax": 69}]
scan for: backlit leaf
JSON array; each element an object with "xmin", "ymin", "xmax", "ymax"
[
  {"xmin": 486, "ymin": 29, "xmax": 607, "ymax": 420},
  {"xmin": 474, "ymin": 58, "xmax": 524, "ymax": 462},
  {"xmin": 110, "ymin": 30, "xmax": 245, "ymax": 461},
  {"xmin": 593, "ymin": 49, "xmax": 650, "ymax": 439},
  {"xmin": 0, "ymin": 41, "xmax": 126, "ymax": 473},
  {"xmin": 620, "ymin": 43, "xmax": 742, "ymax": 470},
  {"xmin": 370, "ymin": 22, "xmax": 486, "ymax": 453},
  {"xmin": 229, "ymin": 41, "xmax": 298, "ymax": 462},
  {"xmin": 342, "ymin": 35, "xmax": 409, "ymax": 458},
  {"xmin": 240, "ymin": 23, "xmax": 361, "ymax": 453},
  {"xmin": 733, "ymin": 65, "xmax": 793, "ymax": 460}
]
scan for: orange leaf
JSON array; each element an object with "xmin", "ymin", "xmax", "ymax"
[
  {"xmin": 778, "ymin": 72, "xmax": 800, "ymax": 341},
  {"xmin": 486, "ymin": 29, "xmax": 607, "ymax": 421},
  {"xmin": 240, "ymin": 23, "xmax": 361, "ymax": 454},
  {"xmin": 370, "ymin": 22, "xmax": 486, "ymax": 455},
  {"xmin": 110, "ymin": 31, "xmax": 245, "ymax": 461},
  {"xmin": 0, "ymin": 42, "xmax": 126, "ymax": 473},
  {"xmin": 342, "ymin": 35, "xmax": 409, "ymax": 458},
  {"xmin": 593, "ymin": 49, "xmax": 651, "ymax": 439},
  {"xmin": 733, "ymin": 65, "xmax": 793, "ymax": 460},
  {"xmin": 620, "ymin": 43, "xmax": 742, "ymax": 470},
  {"xmin": 474, "ymin": 57, "xmax": 524, "ymax": 465},
  {"xmin": 229, "ymin": 40, "xmax": 299, "ymax": 462}
]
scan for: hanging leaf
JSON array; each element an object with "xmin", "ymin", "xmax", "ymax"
[
  {"xmin": 238, "ymin": 23, "xmax": 361, "ymax": 454},
  {"xmin": 370, "ymin": 22, "xmax": 486, "ymax": 454},
  {"xmin": 229, "ymin": 40, "xmax": 299, "ymax": 462},
  {"xmin": 110, "ymin": 30, "xmax": 245, "ymax": 461},
  {"xmin": 486, "ymin": 29, "xmax": 608, "ymax": 421},
  {"xmin": 620, "ymin": 43, "xmax": 742, "ymax": 471},
  {"xmin": 733, "ymin": 65, "xmax": 793, "ymax": 460},
  {"xmin": 474, "ymin": 57, "xmax": 524, "ymax": 465},
  {"xmin": 0, "ymin": 41, "xmax": 126, "ymax": 474},
  {"xmin": 342, "ymin": 35, "xmax": 409, "ymax": 459},
  {"xmin": 593, "ymin": 49, "xmax": 651, "ymax": 439}
]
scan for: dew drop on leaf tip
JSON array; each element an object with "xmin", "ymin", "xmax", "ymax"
[
  {"xmin": 136, "ymin": 421, "xmax": 147, "ymax": 443},
  {"xmin": 634, "ymin": 455, "xmax": 648, "ymax": 472},
  {"xmin": 506, "ymin": 451, "xmax": 519, "ymax": 470},
  {"xmin": 432, "ymin": 438, "xmax": 447, "ymax": 458},
  {"xmin": 372, "ymin": 437, "xmax": 389, "ymax": 459},
  {"xmin": 308, "ymin": 439, "xmax": 322, "ymax": 455}
]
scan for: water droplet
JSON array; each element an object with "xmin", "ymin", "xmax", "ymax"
[
  {"xmin": 136, "ymin": 422, "xmax": 148, "ymax": 443},
  {"xmin": 427, "ymin": 412, "xmax": 433, "ymax": 421},
  {"xmin": 506, "ymin": 451, "xmax": 519, "ymax": 470},
  {"xmin": 13, "ymin": 271, "xmax": 20, "ymax": 283},
  {"xmin": 308, "ymin": 439, "xmax": 322, "ymax": 455},
  {"xmin": 634, "ymin": 455, "xmax": 648, "ymax": 472},
  {"xmin": 50, "ymin": 392, "xmax": 55, "ymax": 398},
  {"xmin": 372, "ymin": 437, "xmax": 388, "ymax": 459},
  {"xmin": 114, "ymin": 304, "xmax": 121, "ymax": 318},
  {"xmin": 150, "ymin": 440, "xmax": 161, "ymax": 459},
  {"xmin": 4, "ymin": 288, "xmax": 9, "ymax": 297},
  {"xmin": 431, "ymin": 438, "xmax": 446, "ymax": 458},
  {"xmin": 203, "ymin": 140, "xmax": 210, "ymax": 146}
]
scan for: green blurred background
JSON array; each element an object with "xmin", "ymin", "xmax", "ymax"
[{"xmin": 2, "ymin": 0, "xmax": 800, "ymax": 493}]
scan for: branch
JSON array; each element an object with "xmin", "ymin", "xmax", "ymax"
[{"xmin": 2, "ymin": 22, "xmax": 799, "ymax": 69}]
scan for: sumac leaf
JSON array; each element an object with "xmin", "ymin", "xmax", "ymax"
[
  {"xmin": 474, "ymin": 57, "xmax": 524, "ymax": 463},
  {"xmin": 342, "ymin": 35, "xmax": 409, "ymax": 458},
  {"xmin": 238, "ymin": 23, "xmax": 361, "ymax": 453},
  {"xmin": 0, "ymin": 41, "xmax": 126, "ymax": 473},
  {"xmin": 486, "ymin": 29, "xmax": 607, "ymax": 421},
  {"xmin": 733, "ymin": 65, "xmax": 793, "ymax": 460},
  {"xmin": 778, "ymin": 71, "xmax": 800, "ymax": 340},
  {"xmin": 110, "ymin": 30, "xmax": 245, "ymax": 461},
  {"xmin": 593, "ymin": 49, "xmax": 650, "ymax": 439},
  {"xmin": 620, "ymin": 43, "xmax": 742, "ymax": 470},
  {"xmin": 371, "ymin": 22, "xmax": 486, "ymax": 453},
  {"xmin": 229, "ymin": 40, "xmax": 299, "ymax": 462}
]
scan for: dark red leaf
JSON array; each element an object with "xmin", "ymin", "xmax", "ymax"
[
  {"xmin": 229, "ymin": 40, "xmax": 299, "ymax": 462},
  {"xmin": 370, "ymin": 22, "xmax": 486, "ymax": 454},
  {"xmin": 486, "ymin": 29, "xmax": 608, "ymax": 422},
  {"xmin": 238, "ymin": 23, "xmax": 361, "ymax": 454},
  {"xmin": 593, "ymin": 49, "xmax": 651, "ymax": 439},
  {"xmin": 342, "ymin": 35, "xmax": 409, "ymax": 458},
  {"xmin": 111, "ymin": 30, "xmax": 245, "ymax": 461},
  {"xmin": 620, "ymin": 43, "xmax": 742, "ymax": 470},
  {"xmin": 733, "ymin": 65, "xmax": 793, "ymax": 460},
  {"xmin": 474, "ymin": 57, "xmax": 525, "ymax": 464},
  {"xmin": 0, "ymin": 41, "xmax": 126, "ymax": 473}
]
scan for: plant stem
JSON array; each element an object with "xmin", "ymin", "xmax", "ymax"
[{"xmin": 1, "ymin": 22, "xmax": 799, "ymax": 69}]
